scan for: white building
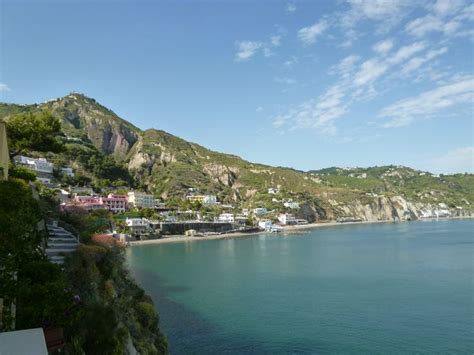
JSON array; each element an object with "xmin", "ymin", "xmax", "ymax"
[
  {"xmin": 258, "ymin": 220, "xmax": 273, "ymax": 231},
  {"xmin": 17, "ymin": 156, "xmax": 53, "ymax": 174},
  {"xmin": 125, "ymin": 218, "xmax": 149, "ymax": 234},
  {"xmin": 60, "ymin": 167, "xmax": 74, "ymax": 177},
  {"xmin": 203, "ymin": 195, "xmax": 218, "ymax": 205},
  {"xmin": 218, "ymin": 213, "xmax": 235, "ymax": 223},
  {"xmin": 253, "ymin": 208, "xmax": 268, "ymax": 216},
  {"xmin": 284, "ymin": 201, "xmax": 300, "ymax": 209},
  {"xmin": 278, "ymin": 213, "xmax": 296, "ymax": 225},
  {"xmin": 128, "ymin": 191, "xmax": 156, "ymax": 209}
]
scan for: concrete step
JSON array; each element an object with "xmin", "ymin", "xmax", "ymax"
[
  {"xmin": 48, "ymin": 237, "xmax": 78, "ymax": 243},
  {"xmin": 47, "ymin": 242, "xmax": 78, "ymax": 248},
  {"xmin": 49, "ymin": 255, "xmax": 65, "ymax": 263},
  {"xmin": 45, "ymin": 248, "xmax": 77, "ymax": 255}
]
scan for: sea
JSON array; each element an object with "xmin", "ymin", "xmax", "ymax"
[{"xmin": 126, "ymin": 219, "xmax": 474, "ymax": 354}]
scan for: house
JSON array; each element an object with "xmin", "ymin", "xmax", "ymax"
[
  {"xmin": 253, "ymin": 208, "xmax": 268, "ymax": 216},
  {"xmin": 100, "ymin": 194, "xmax": 128, "ymax": 213},
  {"xmin": 258, "ymin": 220, "xmax": 273, "ymax": 231},
  {"xmin": 0, "ymin": 121, "xmax": 9, "ymax": 180},
  {"xmin": 72, "ymin": 195, "xmax": 106, "ymax": 211},
  {"xmin": 128, "ymin": 191, "xmax": 155, "ymax": 209},
  {"xmin": 126, "ymin": 217, "xmax": 149, "ymax": 234},
  {"xmin": 17, "ymin": 156, "xmax": 54, "ymax": 174},
  {"xmin": 235, "ymin": 214, "xmax": 248, "ymax": 224},
  {"xmin": 278, "ymin": 213, "xmax": 297, "ymax": 225},
  {"xmin": 284, "ymin": 201, "xmax": 300, "ymax": 209},
  {"xmin": 186, "ymin": 194, "xmax": 218, "ymax": 205},
  {"xmin": 218, "ymin": 213, "xmax": 235, "ymax": 223},
  {"xmin": 60, "ymin": 167, "xmax": 74, "ymax": 177}
]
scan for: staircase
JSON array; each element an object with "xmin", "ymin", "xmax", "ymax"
[{"xmin": 46, "ymin": 224, "xmax": 79, "ymax": 264}]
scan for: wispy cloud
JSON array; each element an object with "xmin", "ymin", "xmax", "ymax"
[
  {"xmin": 235, "ymin": 32, "xmax": 284, "ymax": 62},
  {"xmin": 297, "ymin": 20, "xmax": 329, "ymax": 45},
  {"xmin": 372, "ymin": 39, "xmax": 394, "ymax": 54},
  {"xmin": 273, "ymin": 85, "xmax": 346, "ymax": 135},
  {"xmin": 354, "ymin": 58, "xmax": 388, "ymax": 86},
  {"xmin": 341, "ymin": 0, "xmax": 413, "ymax": 31},
  {"xmin": 274, "ymin": 77, "xmax": 297, "ymax": 85},
  {"xmin": 0, "ymin": 83, "xmax": 11, "ymax": 92},
  {"xmin": 401, "ymin": 47, "xmax": 448, "ymax": 75},
  {"xmin": 286, "ymin": 2, "xmax": 296, "ymax": 13},
  {"xmin": 235, "ymin": 41, "xmax": 262, "ymax": 61},
  {"xmin": 284, "ymin": 56, "xmax": 299, "ymax": 69},
  {"xmin": 387, "ymin": 41, "xmax": 426, "ymax": 65},
  {"xmin": 256, "ymin": 106, "xmax": 264, "ymax": 112},
  {"xmin": 379, "ymin": 76, "xmax": 474, "ymax": 127}
]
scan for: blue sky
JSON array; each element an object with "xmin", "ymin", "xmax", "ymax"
[{"xmin": 1, "ymin": 0, "xmax": 473, "ymax": 174}]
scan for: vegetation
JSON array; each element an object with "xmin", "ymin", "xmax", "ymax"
[{"xmin": 4, "ymin": 110, "xmax": 64, "ymax": 157}]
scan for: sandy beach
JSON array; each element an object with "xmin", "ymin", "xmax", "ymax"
[
  {"xmin": 128, "ymin": 219, "xmax": 398, "ymax": 246},
  {"xmin": 127, "ymin": 216, "xmax": 474, "ymax": 246}
]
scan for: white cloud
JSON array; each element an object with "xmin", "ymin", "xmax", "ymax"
[
  {"xmin": 297, "ymin": 20, "xmax": 329, "ymax": 45},
  {"xmin": 354, "ymin": 59, "xmax": 388, "ymax": 86},
  {"xmin": 272, "ymin": 85, "xmax": 348, "ymax": 134},
  {"xmin": 373, "ymin": 39, "xmax": 394, "ymax": 54},
  {"xmin": 284, "ymin": 56, "xmax": 299, "ymax": 68},
  {"xmin": 270, "ymin": 35, "xmax": 282, "ymax": 47},
  {"xmin": 379, "ymin": 76, "xmax": 474, "ymax": 127},
  {"xmin": 387, "ymin": 41, "xmax": 426, "ymax": 64},
  {"xmin": 341, "ymin": 0, "xmax": 412, "ymax": 31},
  {"xmin": 406, "ymin": 15, "xmax": 445, "ymax": 37},
  {"xmin": 286, "ymin": 2, "xmax": 296, "ymax": 13},
  {"xmin": 430, "ymin": 0, "xmax": 465, "ymax": 17},
  {"xmin": 401, "ymin": 47, "xmax": 448, "ymax": 74},
  {"xmin": 430, "ymin": 146, "xmax": 474, "ymax": 174},
  {"xmin": 235, "ymin": 41, "xmax": 262, "ymax": 61},
  {"xmin": 331, "ymin": 54, "xmax": 360, "ymax": 78},
  {"xmin": 0, "ymin": 83, "xmax": 10, "ymax": 92}
]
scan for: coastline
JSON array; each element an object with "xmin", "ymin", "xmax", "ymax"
[{"xmin": 128, "ymin": 216, "xmax": 473, "ymax": 246}]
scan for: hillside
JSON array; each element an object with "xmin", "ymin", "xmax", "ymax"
[{"xmin": 1, "ymin": 93, "xmax": 473, "ymax": 222}]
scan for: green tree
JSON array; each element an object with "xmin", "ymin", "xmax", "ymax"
[{"xmin": 5, "ymin": 110, "xmax": 64, "ymax": 157}]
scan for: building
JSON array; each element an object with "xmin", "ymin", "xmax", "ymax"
[
  {"xmin": 284, "ymin": 201, "xmax": 300, "ymax": 209},
  {"xmin": 126, "ymin": 218, "xmax": 149, "ymax": 234},
  {"xmin": 72, "ymin": 195, "xmax": 106, "ymax": 211},
  {"xmin": 60, "ymin": 167, "xmax": 74, "ymax": 177},
  {"xmin": 0, "ymin": 121, "xmax": 9, "ymax": 180},
  {"xmin": 186, "ymin": 194, "xmax": 218, "ymax": 205},
  {"xmin": 258, "ymin": 220, "xmax": 273, "ymax": 231},
  {"xmin": 278, "ymin": 213, "xmax": 297, "ymax": 225},
  {"xmin": 218, "ymin": 213, "xmax": 235, "ymax": 223},
  {"xmin": 128, "ymin": 191, "xmax": 156, "ymax": 209},
  {"xmin": 17, "ymin": 156, "xmax": 54, "ymax": 174},
  {"xmin": 100, "ymin": 194, "xmax": 128, "ymax": 213},
  {"xmin": 253, "ymin": 208, "xmax": 268, "ymax": 216}
]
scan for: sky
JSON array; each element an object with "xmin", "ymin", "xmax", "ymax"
[{"xmin": 1, "ymin": 0, "xmax": 473, "ymax": 174}]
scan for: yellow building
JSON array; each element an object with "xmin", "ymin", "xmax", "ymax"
[{"xmin": 0, "ymin": 121, "xmax": 9, "ymax": 180}]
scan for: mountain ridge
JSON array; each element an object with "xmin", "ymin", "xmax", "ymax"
[{"xmin": 1, "ymin": 92, "xmax": 473, "ymax": 222}]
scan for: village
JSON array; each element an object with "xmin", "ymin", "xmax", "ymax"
[{"xmin": 15, "ymin": 154, "xmax": 314, "ymax": 242}]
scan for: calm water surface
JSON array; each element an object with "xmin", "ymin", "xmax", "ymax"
[{"xmin": 126, "ymin": 220, "xmax": 474, "ymax": 354}]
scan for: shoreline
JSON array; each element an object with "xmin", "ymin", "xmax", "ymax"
[{"xmin": 128, "ymin": 216, "xmax": 473, "ymax": 246}]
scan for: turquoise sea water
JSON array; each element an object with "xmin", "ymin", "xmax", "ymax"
[{"xmin": 126, "ymin": 220, "xmax": 474, "ymax": 354}]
